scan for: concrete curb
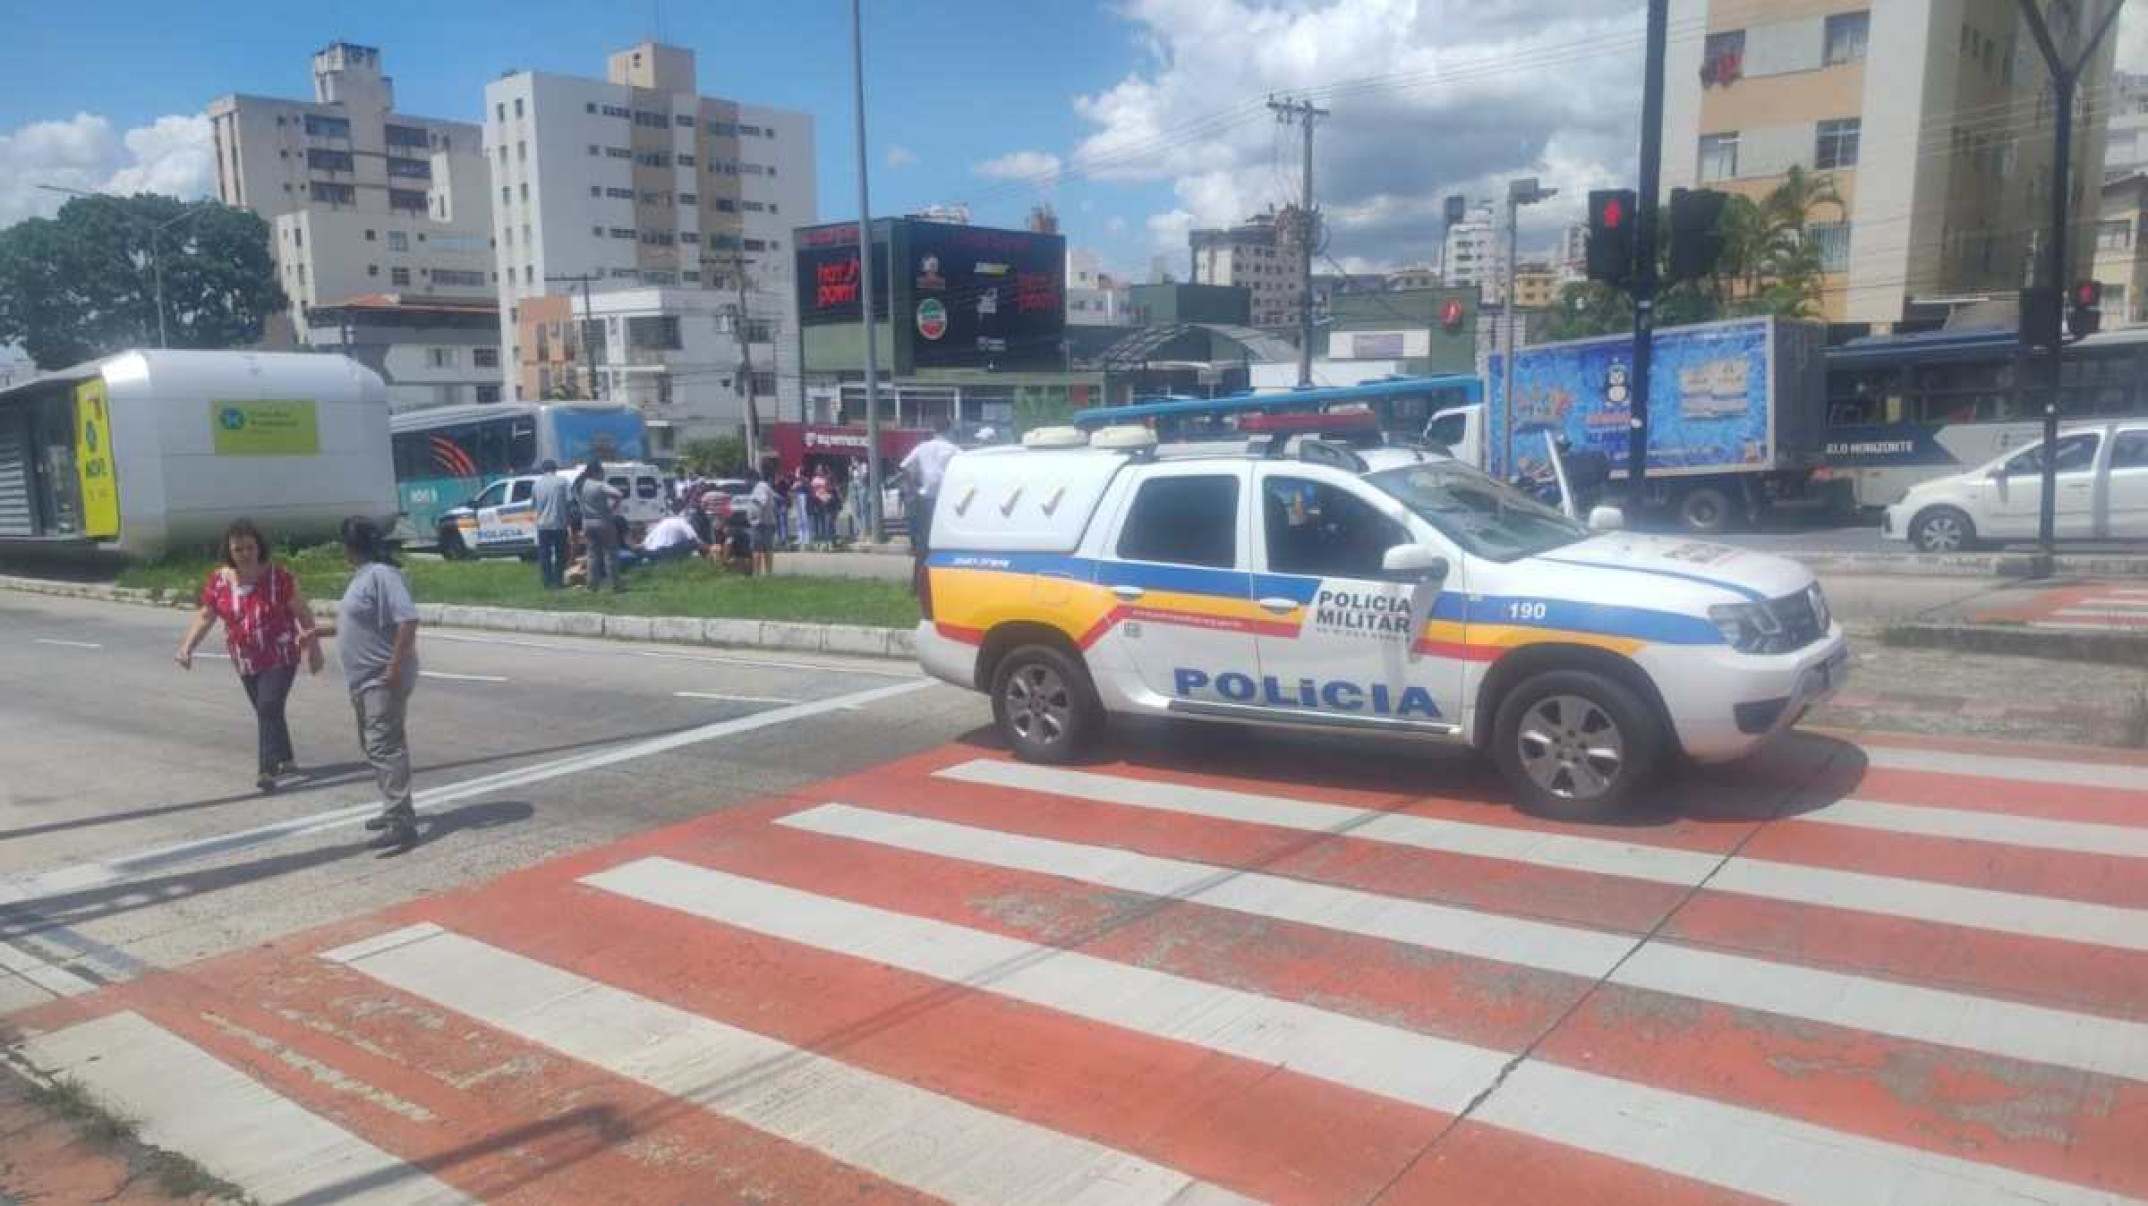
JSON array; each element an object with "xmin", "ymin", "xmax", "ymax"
[
  {"xmin": 1879, "ymin": 621, "xmax": 2148, "ymax": 667},
  {"xmin": 1792, "ymin": 551, "xmax": 2148, "ymax": 578},
  {"xmin": 0, "ymin": 574, "xmax": 915, "ymax": 661}
]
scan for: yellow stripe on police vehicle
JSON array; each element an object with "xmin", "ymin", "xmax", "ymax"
[{"xmin": 914, "ymin": 396, "xmax": 1846, "ymax": 821}]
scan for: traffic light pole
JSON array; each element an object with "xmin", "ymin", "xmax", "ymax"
[
  {"xmin": 1625, "ymin": 0, "xmax": 1669, "ymax": 497},
  {"xmin": 2017, "ymin": 0, "xmax": 2123, "ymax": 571}
]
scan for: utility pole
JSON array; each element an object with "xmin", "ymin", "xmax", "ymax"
[
  {"xmin": 1626, "ymin": 0, "xmax": 1670, "ymax": 495},
  {"xmin": 544, "ymin": 272, "xmax": 605, "ymax": 400},
  {"xmin": 2017, "ymin": 0, "xmax": 2124, "ymax": 573},
  {"xmin": 1269, "ymin": 95, "xmax": 1329, "ymax": 388},
  {"xmin": 852, "ymin": 0, "xmax": 887, "ymax": 543},
  {"xmin": 727, "ymin": 248, "xmax": 763, "ymax": 470},
  {"xmin": 1502, "ymin": 178, "xmax": 1557, "ymax": 481}
]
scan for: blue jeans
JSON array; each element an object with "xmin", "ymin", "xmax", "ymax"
[{"xmin": 536, "ymin": 528, "xmax": 569, "ymax": 589}]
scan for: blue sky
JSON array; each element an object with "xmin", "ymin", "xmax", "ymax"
[{"xmin": 1, "ymin": 0, "xmax": 1182, "ymax": 272}]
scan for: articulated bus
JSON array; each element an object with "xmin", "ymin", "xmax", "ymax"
[
  {"xmin": 388, "ymin": 402, "xmax": 648, "ymax": 545},
  {"xmin": 1823, "ymin": 326, "xmax": 2148, "ymax": 507}
]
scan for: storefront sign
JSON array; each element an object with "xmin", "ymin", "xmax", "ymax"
[
  {"xmin": 72, "ymin": 379, "xmax": 119, "ymax": 537},
  {"xmin": 211, "ymin": 400, "xmax": 319, "ymax": 456}
]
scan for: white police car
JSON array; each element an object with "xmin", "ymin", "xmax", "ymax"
[
  {"xmin": 437, "ymin": 462, "xmax": 667, "ymax": 558},
  {"xmin": 915, "ymin": 418, "xmax": 1847, "ymax": 819}
]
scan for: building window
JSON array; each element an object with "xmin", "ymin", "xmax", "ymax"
[
  {"xmin": 589, "ymin": 144, "xmax": 600, "ymax": 156},
  {"xmin": 679, "ymin": 192, "xmax": 698, "ymax": 205},
  {"xmin": 428, "ymin": 347, "xmax": 456, "ymax": 368},
  {"xmin": 1699, "ymin": 132, "xmax": 1740, "ymax": 182},
  {"xmin": 635, "ymin": 152, "xmax": 669, "ymax": 168},
  {"xmin": 591, "ymin": 185, "xmax": 602, "ymax": 198},
  {"xmin": 627, "ymin": 315, "xmax": 683, "ymax": 349},
  {"xmin": 605, "ymin": 147, "xmax": 633, "ymax": 159},
  {"xmin": 500, "ymin": 185, "xmax": 511, "ymax": 205},
  {"xmin": 1825, "ymin": 12, "xmax": 1870, "ymax": 65},
  {"xmin": 677, "ymin": 153, "xmax": 695, "ymax": 166},
  {"xmin": 716, "ymin": 199, "xmax": 737, "ymax": 212},
  {"xmin": 743, "ymin": 238, "xmax": 767, "ymax": 251},
  {"xmin": 367, "ymin": 264, "xmax": 379, "ymax": 277},
  {"xmin": 514, "ymin": 97, "xmax": 524, "ymax": 119},
  {"xmin": 2100, "ymin": 218, "xmax": 2133, "ymax": 250},
  {"xmin": 386, "ymin": 266, "xmax": 409, "ymax": 286},
  {"xmin": 385, "ymin": 124, "xmax": 428, "ymax": 148},
  {"xmin": 524, "ymin": 266, "xmax": 534, "ymax": 284},
  {"xmin": 593, "ymin": 225, "xmax": 604, "ymax": 237},
  {"xmin": 1815, "ymin": 118, "xmax": 1860, "ymax": 169},
  {"xmin": 435, "ymin": 269, "xmax": 486, "ymax": 287},
  {"xmin": 387, "ymin": 230, "xmax": 409, "ymax": 252},
  {"xmin": 476, "ymin": 384, "xmax": 502, "ymax": 404},
  {"xmin": 519, "ymin": 183, "xmax": 529, "ymax": 201},
  {"xmin": 387, "ymin": 157, "xmax": 431, "ymax": 179},
  {"xmin": 680, "ymin": 231, "xmax": 700, "ymax": 243},
  {"xmin": 310, "ymin": 181, "xmax": 356, "ymax": 205},
  {"xmin": 610, "ymin": 227, "xmax": 636, "ymax": 239},
  {"xmin": 606, "ymin": 187, "xmax": 635, "ymax": 199},
  {"xmin": 306, "ymin": 147, "xmax": 354, "ymax": 172},
  {"xmin": 1702, "ymin": 31, "xmax": 1744, "ymax": 86},
  {"xmin": 676, "ymin": 114, "xmax": 695, "ymax": 128},
  {"xmin": 743, "ymin": 200, "xmax": 766, "ymax": 212},
  {"xmin": 739, "ymin": 124, "xmax": 762, "ymax": 137},
  {"xmin": 1808, "ymin": 221, "xmax": 1852, "ymax": 272},
  {"xmin": 495, "ymin": 102, "xmax": 505, "ymax": 122},
  {"xmin": 586, "ymin": 102, "xmax": 598, "ymax": 114},
  {"xmin": 474, "ymin": 346, "xmax": 500, "ymax": 368},
  {"xmin": 303, "ymin": 114, "xmax": 351, "ymax": 139}
]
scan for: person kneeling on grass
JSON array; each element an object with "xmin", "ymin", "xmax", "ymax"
[{"xmin": 617, "ymin": 512, "xmax": 711, "ymax": 570}]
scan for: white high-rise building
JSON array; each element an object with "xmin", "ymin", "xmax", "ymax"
[
  {"xmin": 485, "ymin": 42, "xmax": 816, "ymax": 433},
  {"xmin": 1442, "ymin": 204, "xmax": 1498, "ymax": 300},
  {"xmin": 208, "ymin": 43, "xmax": 495, "ymax": 347}
]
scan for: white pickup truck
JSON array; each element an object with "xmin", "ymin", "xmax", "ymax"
[{"xmin": 437, "ymin": 462, "xmax": 668, "ymax": 558}]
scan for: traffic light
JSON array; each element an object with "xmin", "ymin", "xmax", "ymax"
[
  {"xmin": 2020, "ymin": 286, "xmax": 2062, "ymax": 349},
  {"xmin": 2070, "ymin": 279, "xmax": 2103, "ymax": 339},
  {"xmin": 1587, "ymin": 189, "xmax": 1637, "ymax": 287},
  {"xmin": 1667, "ymin": 188, "xmax": 1730, "ymax": 283}
]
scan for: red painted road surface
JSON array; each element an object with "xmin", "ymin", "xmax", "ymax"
[
  {"xmin": 1974, "ymin": 582, "xmax": 2148, "ymax": 632},
  {"xmin": 8, "ymin": 729, "xmax": 2148, "ymax": 1204}
]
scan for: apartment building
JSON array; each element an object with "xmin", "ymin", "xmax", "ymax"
[
  {"xmin": 2092, "ymin": 172, "xmax": 2148, "ymax": 326},
  {"xmin": 485, "ymin": 42, "xmax": 816, "ymax": 429},
  {"xmin": 1189, "ymin": 206, "xmax": 1308, "ymax": 328},
  {"xmin": 308, "ymin": 294, "xmax": 503, "ymax": 411},
  {"xmin": 1442, "ymin": 204, "xmax": 1498, "ymax": 300},
  {"xmin": 1664, "ymin": 1, "xmax": 2112, "ymax": 328},
  {"xmin": 1067, "ymin": 248, "xmax": 1126, "ymax": 326},
  {"xmin": 2104, "ymin": 72, "xmax": 2148, "ymax": 179},
  {"xmin": 207, "ymin": 43, "xmax": 495, "ymax": 340},
  {"xmin": 1512, "ymin": 262, "xmax": 1560, "ymax": 310}
]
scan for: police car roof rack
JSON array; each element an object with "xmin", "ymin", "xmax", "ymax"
[{"xmin": 1067, "ymin": 375, "xmax": 1482, "ymax": 433}]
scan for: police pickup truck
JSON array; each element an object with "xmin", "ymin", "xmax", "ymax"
[
  {"xmin": 437, "ymin": 462, "xmax": 667, "ymax": 558},
  {"xmin": 915, "ymin": 412, "xmax": 1847, "ymax": 819}
]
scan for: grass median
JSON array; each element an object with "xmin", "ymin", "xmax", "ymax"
[{"xmin": 117, "ymin": 546, "xmax": 921, "ymax": 629}]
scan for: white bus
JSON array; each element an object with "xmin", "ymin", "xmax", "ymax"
[
  {"xmin": 388, "ymin": 401, "xmax": 648, "ymax": 546},
  {"xmin": 0, "ymin": 350, "xmax": 396, "ymax": 559}
]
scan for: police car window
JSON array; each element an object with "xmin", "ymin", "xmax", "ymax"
[
  {"xmin": 1264, "ymin": 477, "xmax": 1409, "ymax": 579},
  {"xmin": 509, "ymin": 480, "xmax": 534, "ymax": 504},
  {"xmin": 1116, "ymin": 475, "xmax": 1238, "ymax": 569},
  {"xmin": 1425, "ymin": 413, "xmax": 1467, "ymax": 450},
  {"xmin": 2110, "ymin": 430, "xmax": 2148, "ymax": 469},
  {"xmin": 1366, "ymin": 463, "xmax": 1585, "ymax": 563},
  {"xmin": 636, "ymin": 477, "xmax": 660, "ymax": 499},
  {"xmin": 471, "ymin": 481, "xmax": 506, "ymax": 508},
  {"xmin": 2005, "ymin": 433, "xmax": 2099, "ymax": 475}
]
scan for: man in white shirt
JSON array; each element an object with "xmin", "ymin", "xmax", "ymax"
[
  {"xmin": 617, "ymin": 512, "xmax": 709, "ymax": 569},
  {"xmin": 899, "ymin": 421, "xmax": 961, "ymax": 552}
]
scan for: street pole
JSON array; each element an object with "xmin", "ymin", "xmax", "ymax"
[
  {"xmin": 545, "ymin": 272, "xmax": 606, "ymax": 400},
  {"xmin": 851, "ymin": 0, "xmax": 886, "ymax": 543},
  {"xmin": 2017, "ymin": 0, "xmax": 2125, "ymax": 571},
  {"xmin": 1269, "ymin": 96, "xmax": 1328, "ymax": 388},
  {"xmin": 1501, "ymin": 180, "xmax": 1556, "ymax": 482},
  {"xmin": 150, "ymin": 227, "xmax": 169, "ymax": 350},
  {"xmin": 1626, "ymin": 0, "xmax": 1670, "ymax": 496},
  {"xmin": 732, "ymin": 249, "xmax": 762, "ymax": 470}
]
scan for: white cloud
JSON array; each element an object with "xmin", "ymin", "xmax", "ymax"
[
  {"xmin": 1073, "ymin": 0, "xmax": 1644, "ymax": 264},
  {"xmin": 1106, "ymin": 214, "xmax": 1129, "ymax": 235},
  {"xmin": 886, "ymin": 144, "xmax": 920, "ymax": 169},
  {"xmin": 0, "ymin": 112, "xmax": 216, "ymax": 227},
  {"xmin": 973, "ymin": 149, "xmax": 1064, "ymax": 184},
  {"xmin": 2120, "ymin": 4, "xmax": 2148, "ymax": 74}
]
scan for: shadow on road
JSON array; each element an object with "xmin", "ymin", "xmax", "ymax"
[
  {"xmin": 950, "ymin": 717, "xmax": 1868, "ymax": 830},
  {"xmin": 0, "ymin": 801, "xmax": 533, "ymax": 946}
]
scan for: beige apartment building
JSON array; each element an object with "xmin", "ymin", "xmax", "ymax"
[{"xmin": 1664, "ymin": 1, "xmax": 2112, "ymax": 328}]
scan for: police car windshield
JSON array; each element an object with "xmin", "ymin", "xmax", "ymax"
[{"xmin": 1364, "ymin": 463, "xmax": 1587, "ymax": 562}]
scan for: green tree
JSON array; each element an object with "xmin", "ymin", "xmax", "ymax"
[
  {"xmin": 0, "ymin": 193, "xmax": 286, "ymax": 369},
  {"xmin": 679, "ymin": 434, "xmax": 747, "ymax": 477}
]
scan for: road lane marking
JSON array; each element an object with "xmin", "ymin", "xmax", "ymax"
[
  {"xmin": 20, "ymin": 1011, "xmax": 475, "ymax": 1205},
  {"xmin": 423, "ymin": 630, "xmax": 919, "ymax": 678},
  {"xmin": 0, "ymin": 938, "xmax": 97, "ymax": 997},
  {"xmin": 1790, "ymin": 797, "xmax": 2148, "ymax": 857},
  {"xmin": 781, "ymin": 803, "xmax": 2148, "ymax": 1082},
  {"xmin": 324, "ymin": 923, "xmax": 1252, "ymax": 1206},
  {"xmin": 418, "ymin": 670, "xmax": 510, "ymax": 683},
  {"xmin": 1854, "ymin": 745, "xmax": 2148, "ymax": 792},
  {"xmin": 937, "ymin": 760, "xmax": 2148, "ymax": 952},
  {"xmin": 585, "ymin": 858, "xmax": 2128, "ymax": 1206},
  {"xmin": 31, "ymin": 638, "xmax": 102, "ymax": 649},
  {"xmin": 674, "ymin": 691, "xmax": 804, "ymax": 705},
  {"xmin": 0, "ymin": 679, "xmax": 935, "ymax": 907}
]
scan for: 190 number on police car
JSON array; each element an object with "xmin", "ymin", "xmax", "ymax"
[{"xmin": 1507, "ymin": 600, "xmax": 1549, "ymax": 623}]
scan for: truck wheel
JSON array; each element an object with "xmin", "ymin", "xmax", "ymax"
[
  {"xmin": 1492, "ymin": 669, "xmax": 1664, "ymax": 821},
  {"xmin": 1909, "ymin": 506, "xmax": 1977, "ymax": 553},
  {"xmin": 1675, "ymin": 485, "xmax": 1735, "ymax": 534},
  {"xmin": 437, "ymin": 526, "xmax": 473, "ymax": 560},
  {"xmin": 991, "ymin": 645, "xmax": 1103, "ymax": 764}
]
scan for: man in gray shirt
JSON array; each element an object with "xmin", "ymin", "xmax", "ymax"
[
  {"xmin": 328, "ymin": 517, "xmax": 423, "ymax": 848},
  {"xmin": 576, "ymin": 459, "xmax": 625, "ymax": 592},
  {"xmin": 531, "ymin": 460, "xmax": 572, "ymax": 589}
]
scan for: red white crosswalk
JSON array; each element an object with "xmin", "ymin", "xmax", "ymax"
[
  {"xmin": 1976, "ymin": 582, "xmax": 2148, "ymax": 633},
  {"xmin": 8, "ymin": 730, "xmax": 2148, "ymax": 1203}
]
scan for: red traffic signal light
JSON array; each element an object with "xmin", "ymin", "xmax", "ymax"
[
  {"xmin": 1439, "ymin": 298, "xmax": 1466, "ymax": 332},
  {"xmin": 2070, "ymin": 279, "xmax": 2104, "ymax": 338},
  {"xmin": 2074, "ymin": 280, "xmax": 2102, "ymax": 308},
  {"xmin": 1587, "ymin": 189, "xmax": 1638, "ymax": 287}
]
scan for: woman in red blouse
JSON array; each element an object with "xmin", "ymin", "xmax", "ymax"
[{"xmin": 175, "ymin": 519, "xmax": 324, "ymax": 792}]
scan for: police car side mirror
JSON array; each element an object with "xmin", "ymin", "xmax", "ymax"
[
  {"xmin": 1382, "ymin": 544, "xmax": 1449, "ymax": 583},
  {"xmin": 1588, "ymin": 505, "xmax": 1626, "ymax": 532}
]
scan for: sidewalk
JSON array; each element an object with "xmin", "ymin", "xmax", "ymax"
[{"xmin": 1865, "ymin": 577, "xmax": 2148, "ymax": 666}]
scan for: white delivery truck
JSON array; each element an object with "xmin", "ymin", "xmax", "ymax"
[
  {"xmin": 915, "ymin": 397, "xmax": 1849, "ymax": 819},
  {"xmin": 0, "ymin": 350, "xmax": 397, "ymax": 559}
]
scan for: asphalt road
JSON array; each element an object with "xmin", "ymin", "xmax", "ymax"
[{"xmin": 0, "ymin": 590, "xmax": 981, "ymax": 1006}]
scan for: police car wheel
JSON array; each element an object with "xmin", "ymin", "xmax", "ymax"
[
  {"xmin": 1493, "ymin": 670, "xmax": 1662, "ymax": 820},
  {"xmin": 437, "ymin": 526, "xmax": 472, "ymax": 560},
  {"xmin": 992, "ymin": 646, "xmax": 1100, "ymax": 764},
  {"xmin": 1909, "ymin": 506, "xmax": 1976, "ymax": 554}
]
